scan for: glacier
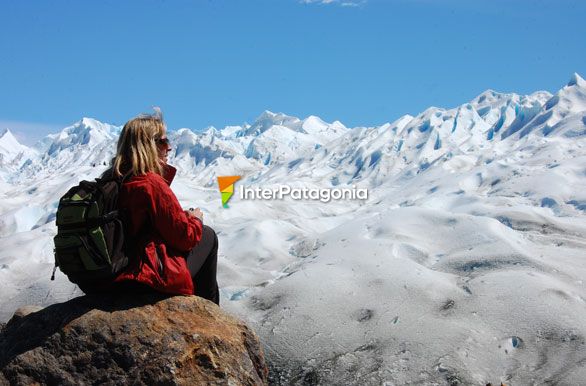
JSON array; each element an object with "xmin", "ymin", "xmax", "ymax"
[{"xmin": 1, "ymin": 74, "xmax": 585, "ymax": 385}]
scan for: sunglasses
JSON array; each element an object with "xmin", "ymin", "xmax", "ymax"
[{"xmin": 155, "ymin": 137, "xmax": 171, "ymax": 147}]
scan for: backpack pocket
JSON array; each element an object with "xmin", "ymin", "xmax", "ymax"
[{"xmin": 54, "ymin": 233, "xmax": 108, "ymax": 272}]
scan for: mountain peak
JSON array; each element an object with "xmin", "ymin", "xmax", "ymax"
[
  {"xmin": 203, "ymin": 126, "xmax": 220, "ymax": 136},
  {"xmin": 257, "ymin": 110, "xmax": 278, "ymax": 120},
  {"xmin": 475, "ymin": 89, "xmax": 501, "ymax": 99},
  {"xmin": 0, "ymin": 128, "xmax": 21, "ymax": 147},
  {"xmin": 1, "ymin": 127, "xmax": 14, "ymax": 138},
  {"xmin": 242, "ymin": 110, "xmax": 303, "ymax": 137},
  {"xmin": 303, "ymin": 115, "xmax": 327, "ymax": 126},
  {"xmin": 254, "ymin": 110, "xmax": 300, "ymax": 126},
  {"xmin": 567, "ymin": 72, "xmax": 585, "ymax": 87},
  {"xmin": 0, "ymin": 127, "xmax": 33, "ymax": 164},
  {"xmin": 78, "ymin": 117, "xmax": 104, "ymax": 128}
]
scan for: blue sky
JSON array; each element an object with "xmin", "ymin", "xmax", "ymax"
[{"xmin": 1, "ymin": 0, "xmax": 585, "ymax": 145}]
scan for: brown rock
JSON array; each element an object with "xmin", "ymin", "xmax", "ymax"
[{"xmin": 0, "ymin": 293, "xmax": 268, "ymax": 385}]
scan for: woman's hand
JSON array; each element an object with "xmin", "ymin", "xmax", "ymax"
[{"xmin": 186, "ymin": 207, "xmax": 204, "ymax": 221}]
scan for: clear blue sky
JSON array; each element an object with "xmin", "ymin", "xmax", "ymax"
[{"xmin": 1, "ymin": 0, "xmax": 585, "ymax": 145}]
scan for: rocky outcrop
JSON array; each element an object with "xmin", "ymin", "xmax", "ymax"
[{"xmin": 0, "ymin": 294, "xmax": 268, "ymax": 385}]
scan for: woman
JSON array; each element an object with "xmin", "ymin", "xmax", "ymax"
[{"xmin": 107, "ymin": 111, "xmax": 219, "ymax": 305}]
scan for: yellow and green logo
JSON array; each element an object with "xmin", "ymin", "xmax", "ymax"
[{"xmin": 217, "ymin": 176, "xmax": 241, "ymax": 208}]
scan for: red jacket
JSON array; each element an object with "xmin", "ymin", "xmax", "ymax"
[{"xmin": 114, "ymin": 164, "xmax": 202, "ymax": 295}]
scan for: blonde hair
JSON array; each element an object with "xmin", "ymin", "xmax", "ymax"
[{"xmin": 111, "ymin": 110, "xmax": 166, "ymax": 178}]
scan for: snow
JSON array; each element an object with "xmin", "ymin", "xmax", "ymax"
[
  {"xmin": 0, "ymin": 129, "xmax": 24, "ymax": 158},
  {"xmin": 1, "ymin": 74, "xmax": 586, "ymax": 384},
  {"xmin": 0, "ymin": 129, "xmax": 38, "ymax": 175}
]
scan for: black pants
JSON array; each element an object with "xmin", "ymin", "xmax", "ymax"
[{"xmin": 186, "ymin": 225, "xmax": 220, "ymax": 305}]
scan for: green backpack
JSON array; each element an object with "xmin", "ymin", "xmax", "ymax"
[{"xmin": 52, "ymin": 173, "xmax": 130, "ymax": 292}]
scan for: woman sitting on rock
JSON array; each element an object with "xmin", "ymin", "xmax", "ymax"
[{"xmin": 105, "ymin": 110, "xmax": 219, "ymax": 304}]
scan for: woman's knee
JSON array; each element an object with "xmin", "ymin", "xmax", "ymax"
[{"xmin": 203, "ymin": 225, "xmax": 218, "ymax": 249}]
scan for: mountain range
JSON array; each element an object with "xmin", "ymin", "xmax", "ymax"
[{"xmin": 2, "ymin": 74, "xmax": 585, "ymax": 189}]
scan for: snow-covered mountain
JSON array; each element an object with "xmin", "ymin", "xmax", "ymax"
[
  {"xmin": 1, "ymin": 74, "xmax": 586, "ymax": 384},
  {"xmin": 3, "ymin": 75, "xmax": 582, "ymax": 189},
  {"xmin": 0, "ymin": 129, "xmax": 38, "ymax": 179}
]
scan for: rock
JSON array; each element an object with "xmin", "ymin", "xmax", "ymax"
[{"xmin": 0, "ymin": 293, "xmax": 268, "ymax": 385}]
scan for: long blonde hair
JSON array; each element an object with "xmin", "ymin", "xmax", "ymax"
[{"xmin": 111, "ymin": 111, "xmax": 166, "ymax": 178}]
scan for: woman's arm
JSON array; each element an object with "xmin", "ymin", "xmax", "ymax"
[{"xmin": 145, "ymin": 175, "xmax": 203, "ymax": 252}]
